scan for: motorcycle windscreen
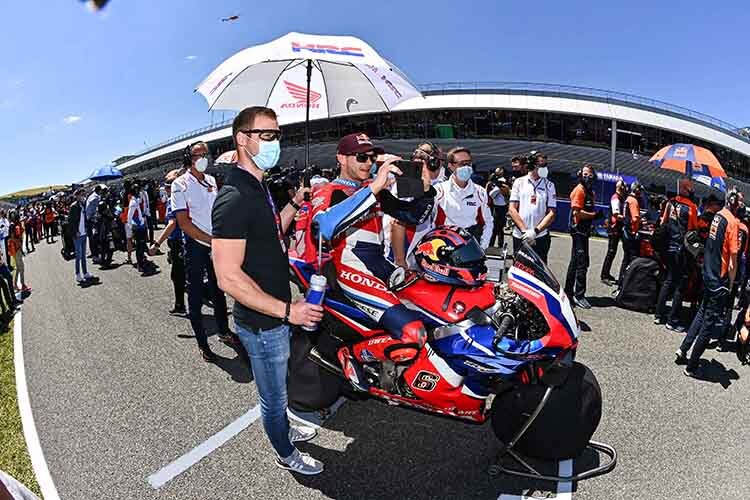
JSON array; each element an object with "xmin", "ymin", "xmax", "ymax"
[{"xmin": 512, "ymin": 243, "xmax": 560, "ymax": 294}]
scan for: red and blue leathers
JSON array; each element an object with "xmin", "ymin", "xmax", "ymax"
[{"xmin": 311, "ymin": 178, "xmax": 436, "ymax": 363}]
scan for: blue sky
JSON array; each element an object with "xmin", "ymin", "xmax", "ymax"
[{"xmin": 1, "ymin": 0, "xmax": 748, "ymax": 195}]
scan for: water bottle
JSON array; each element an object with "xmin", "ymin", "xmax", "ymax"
[{"xmin": 302, "ymin": 274, "xmax": 327, "ymax": 332}]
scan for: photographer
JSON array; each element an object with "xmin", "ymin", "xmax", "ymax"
[
  {"xmin": 564, "ymin": 166, "xmax": 601, "ymax": 309},
  {"xmin": 487, "ymin": 167, "xmax": 510, "ymax": 248}
]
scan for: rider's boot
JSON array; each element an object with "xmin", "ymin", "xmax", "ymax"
[{"xmin": 337, "ymin": 346, "xmax": 370, "ymax": 392}]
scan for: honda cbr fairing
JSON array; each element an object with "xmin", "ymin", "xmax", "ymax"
[{"xmin": 289, "ymin": 243, "xmax": 579, "ymax": 422}]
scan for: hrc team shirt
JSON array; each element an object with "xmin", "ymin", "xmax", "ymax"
[{"xmin": 703, "ymin": 207, "xmax": 740, "ymax": 291}]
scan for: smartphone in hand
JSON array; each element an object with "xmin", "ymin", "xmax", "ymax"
[{"xmin": 393, "ymin": 160, "xmax": 424, "ymax": 198}]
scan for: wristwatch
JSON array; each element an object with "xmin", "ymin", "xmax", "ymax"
[{"xmin": 282, "ymin": 302, "xmax": 291, "ymax": 324}]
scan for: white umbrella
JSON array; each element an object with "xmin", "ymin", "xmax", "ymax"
[
  {"xmin": 214, "ymin": 150, "xmax": 238, "ymax": 164},
  {"xmin": 195, "ymin": 32, "xmax": 422, "ymax": 167}
]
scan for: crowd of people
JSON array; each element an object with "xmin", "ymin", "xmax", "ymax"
[{"xmin": 5, "ymin": 104, "xmax": 748, "ymax": 477}]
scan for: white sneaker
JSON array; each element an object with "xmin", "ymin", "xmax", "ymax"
[
  {"xmin": 76, "ymin": 274, "xmax": 84, "ymax": 283},
  {"xmin": 289, "ymin": 425, "xmax": 317, "ymax": 443},
  {"xmin": 83, "ymin": 273, "xmax": 94, "ymax": 280},
  {"xmin": 275, "ymin": 448, "xmax": 323, "ymax": 475}
]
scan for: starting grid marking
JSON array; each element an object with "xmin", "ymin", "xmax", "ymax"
[
  {"xmin": 14, "ymin": 311, "xmax": 62, "ymax": 500},
  {"xmin": 498, "ymin": 459, "xmax": 573, "ymax": 500},
  {"xmin": 147, "ymin": 405, "xmax": 262, "ymax": 489}
]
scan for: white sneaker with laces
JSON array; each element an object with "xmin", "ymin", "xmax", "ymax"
[
  {"xmin": 275, "ymin": 448, "xmax": 323, "ymax": 475},
  {"xmin": 289, "ymin": 425, "xmax": 317, "ymax": 443},
  {"xmin": 83, "ymin": 273, "xmax": 94, "ymax": 280},
  {"xmin": 76, "ymin": 274, "xmax": 84, "ymax": 283}
]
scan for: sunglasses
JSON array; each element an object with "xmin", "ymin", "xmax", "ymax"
[
  {"xmin": 241, "ymin": 129, "xmax": 282, "ymax": 141},
  {"xmin": 350, "ymin": 152, "xmax": 378, "ymax": 163}
]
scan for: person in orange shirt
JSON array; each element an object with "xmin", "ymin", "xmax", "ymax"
[
  {"xmin": 564, "ymin": 165, "xmax": 601, "ymax": 308},
  {"xmin": 616, "ymin": 182, "xmax": 644, "ymax": 286},
  {"xmin": 677, "ymin": 189, "xmax": 741, "ymax": 377},
  {"xmin": 654, "ymin": 179, "xmax": 699, "ymax": 332},
  {"xmin": 8, "ymin": 212, "xmax": 30, "ymax": 293}
]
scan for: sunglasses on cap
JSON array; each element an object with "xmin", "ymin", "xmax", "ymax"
[
  {"xmin": 241, "ymin": 129, "xmax": 283, "ymax": 141},
  {"xmin": 350, "ymin": 152, "xmax": 378, "ymax": 163}
]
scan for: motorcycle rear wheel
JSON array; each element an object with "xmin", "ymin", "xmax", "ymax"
[{"xmin": 490, "ymin": 361, "xmax": 602, "ymax": 460}]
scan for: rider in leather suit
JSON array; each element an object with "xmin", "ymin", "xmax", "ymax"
[{"xmin": 311, "ymin": 133, "xmax": 436, "ymax": 390}]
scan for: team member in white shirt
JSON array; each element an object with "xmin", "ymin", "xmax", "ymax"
[
  {"xmin": 389, "ymin": 141, "xmax": 446, "ymax": 268},
  {"xmin": 0, "ymin": 210, "xmax": 9, "ymax": 267},
  {"xmin": 508, "ymin": 151, "xmax": 557, "ymax": 263},
  {"xmin": 172, "ymin": 141, "xmax": 235, "ymax": 362},
  {"xmin": 433, "ymin": 147, "xmax": 494, "ymax": 249}
]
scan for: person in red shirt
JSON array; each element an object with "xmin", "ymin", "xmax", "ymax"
[
  {"xmin": 616, "ymin": 182, "xmax": 643, "ymax": 286},
  {"xmin": 677, "ymin": 189, "xmax": 741, "ymax": 377},
  {"xmin": 564, "ymin": 165, "xmax": 601, "ymax": 308},
  {"xmin": 654, "ymin": 179, "xmax": 699, "ymax": 331}
]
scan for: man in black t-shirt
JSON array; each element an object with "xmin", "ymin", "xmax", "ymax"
[{"xmin": 212, "ymin": 106, "xmax": 324, "ymax": 476}]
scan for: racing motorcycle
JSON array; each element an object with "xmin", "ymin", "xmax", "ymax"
[{"xmin": 289, "ymin": 226, "xmax": 616, "ymax": 482}]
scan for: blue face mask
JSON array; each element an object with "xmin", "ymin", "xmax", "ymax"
[
  {"xmin": 456, "ymin": 165, "xmax": 473, "ymax": 182},
  {"xmin": 245, "ymin": 139, "xmax": 280, "ymax": 171}
]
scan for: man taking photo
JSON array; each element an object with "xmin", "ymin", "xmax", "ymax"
[{"xmin": 212, "ymin": 107, "xmax": 324, "ymax": 475}]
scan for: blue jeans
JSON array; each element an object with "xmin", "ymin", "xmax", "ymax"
[
  {"xmin": 184, "ymin": 238, "xmax": 229, "ymax": 350},
  {"xmin": 680, "ymin": 287, "xmax": 729, "ymax": 371},
  {"xmin": 74, "ymin": 235, "xmax": 88, "ymax": 276},
  {"xmin": 236, "ymin": 322, "xmax": 294, "ymax": 459}
]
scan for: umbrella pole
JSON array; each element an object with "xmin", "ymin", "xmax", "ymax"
[{"xmin": 305, "ymin": 59, "xmax": 312, "ymax": 169}]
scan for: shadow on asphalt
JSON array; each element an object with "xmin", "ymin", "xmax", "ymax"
[
  {"xmin": 696, "ymin": 358, "xmax": 740, "ymax": 389},
  {"xmin": 290, "ymin": 399, "xmax": 602, "ymax": 499},
  {"xmin": 587, "ymin": 296, "xmax": 617, "ymax": 308}
]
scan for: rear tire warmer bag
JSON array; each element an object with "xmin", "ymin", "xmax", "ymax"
[
  {"xmin": 616, "ymin": 257, "xmax": 660, "ymax": 313},
  {"xmin": 490, "ymin": 362, "xmax": 602, "ymax": 460},
  {"xmin": 287, "ymin": 327, "xmax": 347, "ymax": 413}
]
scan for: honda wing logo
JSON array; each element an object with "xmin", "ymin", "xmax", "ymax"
[
  {"xmin": 281, "ymin": 80, "xmax": 322, "ymax": 109},
  {"xmin": 292, "ymin": 42, "xmax": 364, "ymax": 57}
]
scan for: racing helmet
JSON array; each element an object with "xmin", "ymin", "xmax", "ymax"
[{"xmin": 413, "ymin": 227, "xmax": 487, "ymax": 286}]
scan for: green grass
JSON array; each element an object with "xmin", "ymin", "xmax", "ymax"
[
  {"xmin": 0, "ymin": 320, "xmax": 41, "ymax": 497},
  {"xmin": 0, "ymin": 185, "xmax": 68, "ymax": 202}
]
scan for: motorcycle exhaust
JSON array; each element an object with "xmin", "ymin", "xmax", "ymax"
[{"xmin": 308, "ymin": 347, "xmax": 344, "ymax": 377}]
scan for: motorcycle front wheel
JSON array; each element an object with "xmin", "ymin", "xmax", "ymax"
[{"xmin": 490, "ymin": 361, "xmax": 602, "ymax": 460}]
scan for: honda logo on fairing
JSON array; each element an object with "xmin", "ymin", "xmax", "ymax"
[
  {"xmin": 291, "ymin": 42, "xmax": 364, "ymax": 57},
  {"xmin": 340, "ymin": 271, "xmax": 387, "ymax": 291},
  {"xmin": 281, "ymin": 80, "xmax": 322, "ymax": 109}
]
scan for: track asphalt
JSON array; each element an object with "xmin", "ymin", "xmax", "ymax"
[{"xmin": 19, "ymin": 232, "xmax": 750, "ymax": 499}]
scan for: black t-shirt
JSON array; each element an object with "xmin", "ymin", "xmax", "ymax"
[{"xmin": 212, "ymin": 166, "xmax": 291, "ymax": 331}]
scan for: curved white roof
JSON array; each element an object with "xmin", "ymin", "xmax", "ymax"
[{"xmin": 119, "ymin": 87, "xmax": 750, "ymax": 172}]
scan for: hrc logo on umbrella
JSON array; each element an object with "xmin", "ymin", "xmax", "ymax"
[
  {"xmin": 291, "ymin": 42, "xmax": 364, "ymax": 57},
  {"xmin": 673, "ymin": 146, "xmax": 689, "ymax": 158},
  {"xmin": 281, "ymin": 80, "xmax": 321, "ymax": 109}
]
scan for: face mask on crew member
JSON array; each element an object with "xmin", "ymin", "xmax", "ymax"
[
  {"xmin": 244, "ymin": 139, "xmax": 280, "ymax": 171},
  {"xmin": 195, "ymin": 157, "xmax": 209, "ymax": 173},
  {"xmin": 456, "ymin": 165, "xmax": 473, "ymax": 182},
  {"xmin": 537, "ymin": 166, "xmax": 549, "ymax": 178}
]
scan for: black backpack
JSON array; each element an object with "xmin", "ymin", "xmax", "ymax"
[{"xmin": 616, "ymin": 257, "xmax": 661, "ymax": 313}]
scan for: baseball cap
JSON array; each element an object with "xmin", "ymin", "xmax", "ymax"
[{"xmin": 337, "ymin": 133, "xmax": 384, "ymax": 156}]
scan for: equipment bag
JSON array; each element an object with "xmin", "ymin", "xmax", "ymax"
[
  {"xmin": 287, "ymin": 327, "xmax": 346, "ymax": 413},
  {"xmin": 616, "ymin": 257, "xmax": 660, "ymax": 313}
]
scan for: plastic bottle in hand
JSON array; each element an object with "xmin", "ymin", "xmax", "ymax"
[{"xmin": 302, "ymin": 274, "xmax": 327, "ymax": 332}]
